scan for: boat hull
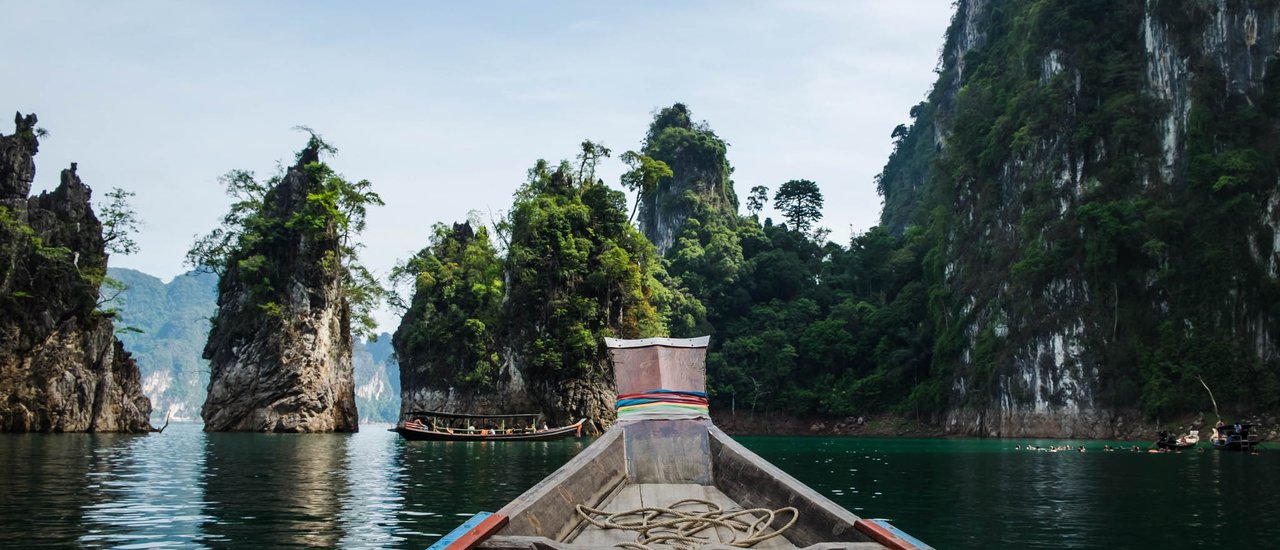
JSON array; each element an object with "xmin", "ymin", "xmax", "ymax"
[
  {"xmin": 475, "ymin": 419, "xmax": 915, "ymax": 549},
  {"xmin": 1155, "ymin": 441, "xmax": 1196, "ymax": 450},
  {"xmin": 1211, "ymin": 438, "xmax": 1260, "ymax": 451},
  {"xmin": 393, "ymin": 420, "xmax": 584, "ymax": 442}
]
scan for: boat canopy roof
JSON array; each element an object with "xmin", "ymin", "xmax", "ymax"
[{"xmin": 404, "ymin": 411, "xmax": 544, "ymax": 420}]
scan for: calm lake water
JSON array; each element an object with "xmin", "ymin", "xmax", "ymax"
[{"xmin": 0, "ymin": 423, "xmax": 1275, "ymax": 548}]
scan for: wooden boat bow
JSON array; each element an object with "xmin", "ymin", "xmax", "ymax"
[{"xmin": 433, "ymin": 336, "xmax": 930, "ymax": 550}]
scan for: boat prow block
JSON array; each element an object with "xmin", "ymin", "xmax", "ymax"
[{"xmin": 437, "ymin": 336, "xmax": 928, "ymax": 549}]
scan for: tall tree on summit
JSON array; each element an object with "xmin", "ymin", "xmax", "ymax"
[{"xmin": 773, "ymin": 179, "xmax": 823, "ymax": 234}]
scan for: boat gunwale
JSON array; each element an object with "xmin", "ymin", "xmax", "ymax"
[
  {"xmin": 492, "ymin": 427, "xmax": 627, "ymax": 541},
  {"xmin": 707, "ymin": 424, "xmax": 871, "ymax": 546}
]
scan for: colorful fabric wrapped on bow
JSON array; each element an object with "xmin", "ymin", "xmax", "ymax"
[{"xmin": 615, "ymin": 389, "xmax": 709, "ymax": 421}]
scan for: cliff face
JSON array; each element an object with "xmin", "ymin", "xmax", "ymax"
[
  {"xmin": 0, "ymin": 113, "xmax": 152, "ymax": 432},
  {"xmin": 202, "ymin": 147, "xmax": 358, "ymax": 432},
  {"xmin": 639, "ymin": 103, "xmax": 739, "ymax": 254},
  {"xmin": 879, "ymin": 1, "xmax": 1280, "ymax": 436}
]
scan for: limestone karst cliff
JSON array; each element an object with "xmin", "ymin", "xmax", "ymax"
[
  {"xmin": 201, "ymin": 144, "xmax": 359, "ymax": 432},
  {"xmin": 0, "ymin": 113, "xmax": 152, "ymax": 432},
  {"xmin": 877, "ymin": 0, "xmax": 1280, "ymax": 436},
  {"xmin": 638, "ymin": 103, "xmax": 739, "ymax": 254}
]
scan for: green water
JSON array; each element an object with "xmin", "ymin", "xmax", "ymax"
[{"xmin": 0, "ymin": 424, "xmax": 1273, "ymax": 548}]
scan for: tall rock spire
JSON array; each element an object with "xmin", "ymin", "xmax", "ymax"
[{"xmin": 201, "ymin": 144, "xmax": 358, "ymax": 432}]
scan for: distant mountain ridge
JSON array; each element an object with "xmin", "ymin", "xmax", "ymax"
[{"xmin": 109, "ymin": 268, "xmax": 216, "ymax": 423}]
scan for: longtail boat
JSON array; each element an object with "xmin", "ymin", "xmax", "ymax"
[
  {"xmin": 430, "ymin": 336, "xmax": 931, "ymax": 550},
  {"xmin": 392, "ymin": 411, "xmax": 585, "ymax": 442}
]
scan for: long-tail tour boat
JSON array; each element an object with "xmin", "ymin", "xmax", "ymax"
[
  {"xmin": 392, "ymin": 411, "xmax": 585, "ymax": 442},
  {"xmin": 429, "ymin": 336, "xmax": 932, "ymax": 550}
]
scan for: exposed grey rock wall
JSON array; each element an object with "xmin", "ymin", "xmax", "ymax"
[
  {"xmin": 0, "ymin": 112, "xmax": 152, "ymax": 433},
  {"xmin": 201, "ymin": 147, "xmax": 357, "ymax": 432},
  {"xmin": 928, "ymin": 1, "xmax": 1280, "ymax": 437}
]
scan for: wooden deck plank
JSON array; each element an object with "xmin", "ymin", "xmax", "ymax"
[
  {"xmin": 623, "ymin": 420, "xmax": 712, "ymax": 484},
  {"xmin": 693, "ymin": 484, "xmax": 796, "ymax": 549},
  {"xmin": 638, "ymin": 483, "xmax": 723, "ymax": 544},
  {"xmin": 568, "ymin": 484, "xmax": 644, "ymax": 547}
]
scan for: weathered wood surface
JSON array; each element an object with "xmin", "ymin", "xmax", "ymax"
[
  {"xmin": 624, "ymin": 419, "xmax": 712, "ymax": 484},
  {"xmin": 494, "ymin": 429, "xmax": 626, "ymax": 541},
  {"xmin": 708, "ymin": 425, "xmax": 873, "ymax": 547},
  {"xmin": 477, "ymin": 337, "xmax": 893, "ymax": 550},
  {"xmin": 608, "ymin": 341, "xmax": 707, "ymax": 395}
]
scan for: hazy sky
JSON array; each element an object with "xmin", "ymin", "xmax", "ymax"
[{"xmin": 1, "ymin": 1, "xmax": 954, "ymax": 331}]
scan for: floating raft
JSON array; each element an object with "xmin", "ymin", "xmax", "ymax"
[{"xmin": 442, "ymin": 336, "xmax": 930, "ymax": 550}]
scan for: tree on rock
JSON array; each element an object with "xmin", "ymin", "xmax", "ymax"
[
  {"xmin": 190, "ymin": 129, "xmax": 383, "ymax": 432},
  {"xmin": 773, "ymin": 179, "xmax": 823, "ymax": 234}
]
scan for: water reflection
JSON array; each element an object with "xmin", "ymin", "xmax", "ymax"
[
  {"xmin": 397, "ymin": 437, "xmax": 591, "ymax": 539},
  {"xmin": 3, "ymin": 429, "xmax": 1278, "ymax": 548},
  {"xmin": 202, "ymin": 429, "xmax": 350, "ymax": 547},
  {"xmin": 740, "ymin": 436, "xmax": 1280, "ymax": 549},
  {"xmin": 80, "ymin": 428, "xmax": 211, "ymax": 547},
  {"xmin": 0, "ymin": 432, "xmax": 99, "ymax": 546},
  {"xmin": 338, "ymin": 426, "xmax": 407, "ymax": 547},
  {"xmin": 0, "ymin": 429, "xmax": 213, "ymax": 548}
]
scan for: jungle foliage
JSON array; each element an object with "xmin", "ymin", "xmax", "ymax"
[
  {"xmin": 393, "ymin": 146, "xmax": 697, "ymax": 390},
  {"xmin": 632, "ymin": 105, "xmax": 934, "ymax": 419}
]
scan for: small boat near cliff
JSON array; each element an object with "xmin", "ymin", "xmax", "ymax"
[
  {"xmin": 429, "ymin": 336, "xmax": 931, "ymax": 550},
  {"xmin": 1210, "ymin": 422, "xmax": 1262, "ymax": 451},
  {"xmin": 392, "ymin": 411, "xmax": 585, "ymax": 442},
  {"xmin": 1155, "ymin": 430, "xmax": 1199, "ymax": 450}
]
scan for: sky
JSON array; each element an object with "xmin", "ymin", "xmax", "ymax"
[{"xmin": 0, "ymin": 1, "xmax": 954, "ymax": 332}]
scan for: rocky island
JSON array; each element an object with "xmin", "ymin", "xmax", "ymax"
[
  {"xmin": 0, "ymin": 113, "xmax": 151, "ymax": 432},
  {"xmin": 198, "ymin": 137, "xmax": 380, "ymax": 432}
]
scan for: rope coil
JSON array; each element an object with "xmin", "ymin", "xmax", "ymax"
[{"xmin": 575, "ymin": 498, "xmax": 798, "ymax": 550}]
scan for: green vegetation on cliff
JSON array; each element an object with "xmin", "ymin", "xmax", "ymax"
[
  {"xmin": 634, "ymin": 105, "xmax": 933, "ymax": 419},
  {"xmin": 875, "ymin": 0, "xmax": 1280, "ymax": 420},
  {"xmin": 188, "ymin": 130, "xmax": 385, "ymax": 339},
  {"xmin": 394, "ymin": 147, "xmax": 694, "ymax": 424},
  {"xmin": 391, "ymin": 222, "xmax": 503, "ymax": 388}
]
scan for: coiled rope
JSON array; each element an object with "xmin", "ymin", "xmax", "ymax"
[{"xmin": 575, "ymin": 498, "xmax": 798, "ymax": 549}]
